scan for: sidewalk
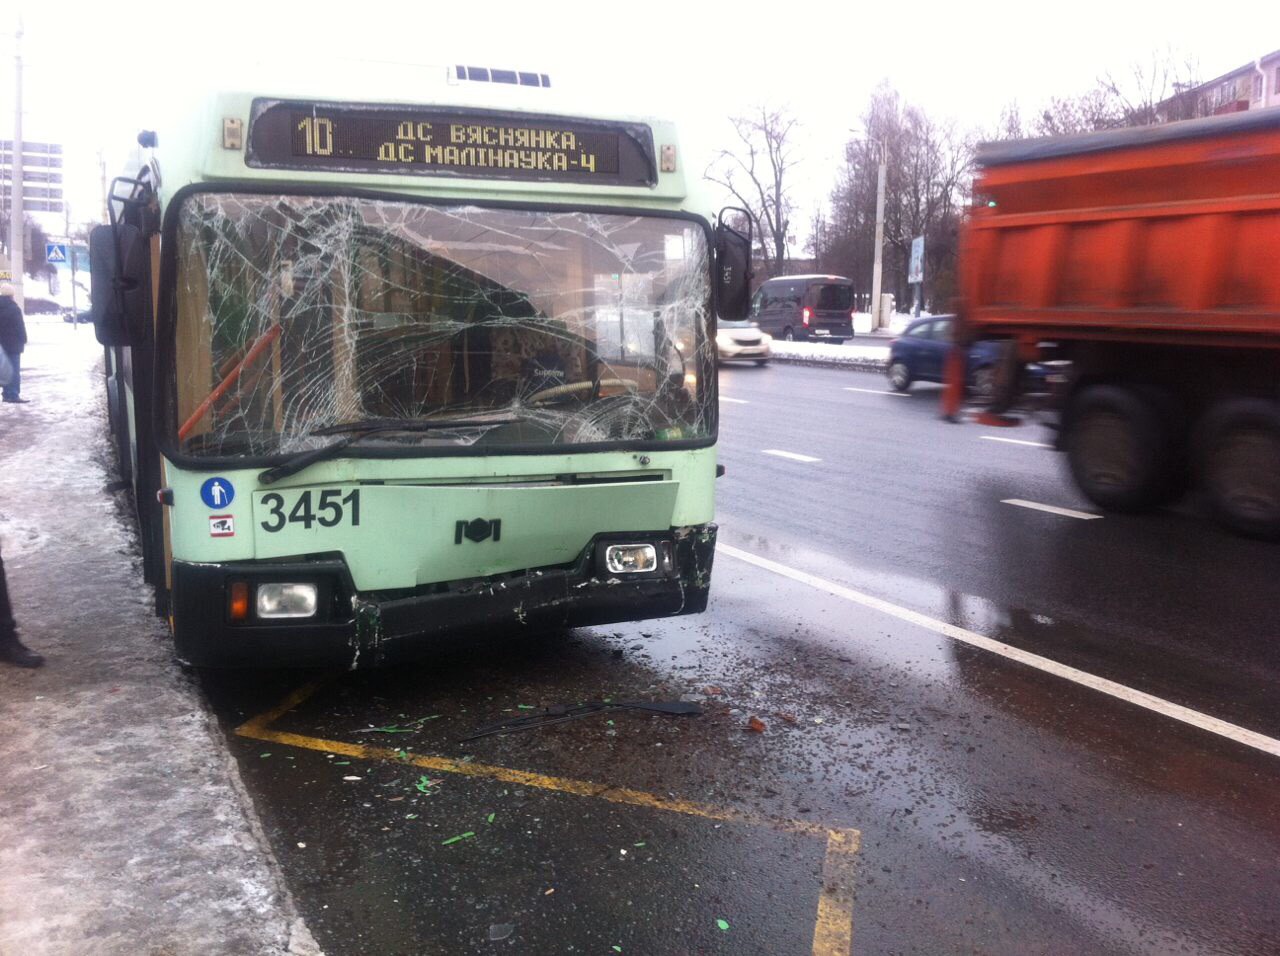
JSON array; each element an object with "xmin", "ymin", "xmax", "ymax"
[{"xmin": 0, "ymin": 319, "xmax": 319, "ymax": 955}]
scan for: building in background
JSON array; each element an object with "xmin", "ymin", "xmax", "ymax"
[
  {"xmin": 1, "ymin": 138, "xmax": 65, "ymax": 272},
  {"xmin": 1, "ymin": 138, "xmax": 64, "ymax": 214},
  {"xmin": 1160, "ymin": 50, "xmax": 1280, "ymax": 120}
]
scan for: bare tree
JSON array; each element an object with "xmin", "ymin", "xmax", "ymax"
[
  {"xmin": 707, "ymin": 107, "xmax": 800, "ymax": 278},
  {"xmin": 814, "ymin": 83, "xmax": 971, "ymax": 312},
  {"xmin": 1101, "ymin": 49, "xmax": 1200, "ymax": 126},
  {"xmin": 1035, "ymin": 88, "xmax": 1122, "ymax": 135}
]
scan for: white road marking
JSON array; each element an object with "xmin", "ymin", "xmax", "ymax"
[
  {"xmin": 720, "ymin": 397, "xmax": 749, "ymax": 405},
  {"xmin": 981, "ymin": 435, "xmax": 1053, "ymax": 449},
  {"xmin": 763, "ymin": 449, "xmax": 822, "ymax": 463},
  {"xmin": 1003, "ymin": 498, "xmax": 1101, "ymax": 520},
  {"xmin": 720, "ymin": 543, "xmax": 1280, "ymax": 759},
  {"xmin": 844, "ymin": 387, "xmax": 909, "ymax": 397}
]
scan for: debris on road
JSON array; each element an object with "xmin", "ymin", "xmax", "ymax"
[
  {"xmin": 441, "ymin": 831, "xmax": 476, "ymax": 846},
  {"xmin": 747, "ymin": 716, "xmax": 767, "ymax": 733},
  {"xmin": 358, "ymin": 715, "xmax": 442, "ymax": 734},
  {"xmin": 488, "ymin": 923, "xmax": 515, "ymax": 941},
  {"xmin": 716, "ymin": 919, "xmax": 730, "ymax": 932},
  {"xmin": 460, "ymin": 699, "xmax": 702, "ymax": 742},
  {"xmin": 415, "ymin": 775, "xmax": 443, "ymax": 794}
]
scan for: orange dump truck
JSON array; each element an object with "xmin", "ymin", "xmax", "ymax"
[{"xmin": 952, "ymin": 109, "xmax": 1280, "ymax": 539}]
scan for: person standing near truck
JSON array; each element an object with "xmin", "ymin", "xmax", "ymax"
[{"xmin": 0, "ymin": 283, "xmax": 30, "ymax": 404}]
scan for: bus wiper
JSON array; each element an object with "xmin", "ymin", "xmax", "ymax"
[
  {"xmin": 310, "ymin": 414, "xmax": 517, "ymax": 436},
  {"xmin": 258, "ymin": 416, "xmax": 519, "ymax": 486}
]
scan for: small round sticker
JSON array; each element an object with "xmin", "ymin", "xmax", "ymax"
[{"xmin": 200, "ymin": 477, "xmax": 235, "ymax": 509}]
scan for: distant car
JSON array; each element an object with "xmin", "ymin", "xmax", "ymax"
[
  {"xmin": 717, "ymin": 319, "xmax": 772, "ymax": 366},
  {"xmin": 22, "ymin": 297, "xmax": 62, "ymax": 315},
  {"xmin": 748, "ymin": 275, "xmax": 855, "ymax": 343},
  {"xmin": 62, "ymin": 309, "xmax": 92, "ymax": 324},
  {"xmin": 887, "ymin": 315, "xmax": 1046, "ymax": 399}
]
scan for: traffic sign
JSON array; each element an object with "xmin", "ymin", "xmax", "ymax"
[
  {"xmin": 45, "ymin": 243, "xmax": 67, "ymax": 264},
  {"xmin": 907, "ymin": 236, "xmax": 924, "ymax": 284}
]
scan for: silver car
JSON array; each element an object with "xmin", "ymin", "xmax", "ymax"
[{"xmin": 716, "ymin": 319, "xmax": 772, "ymax": 366}]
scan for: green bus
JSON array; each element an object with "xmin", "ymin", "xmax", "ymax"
[{"xmin": 90, "ymin": 75, "xmax": 751, "ymax": 667}]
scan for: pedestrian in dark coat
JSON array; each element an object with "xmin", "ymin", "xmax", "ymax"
[
  {"xmin": 0, "ymin": 543, "xmax": 42, "ymax": 667},
  {"xmin": 0, "ymin": 282, "xmax": 30, "ymax": 403}
]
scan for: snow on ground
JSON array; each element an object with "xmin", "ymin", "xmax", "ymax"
[
  {"xmin": 765, "ymin": 312, "xmax": 929, "ymax": 371},
  {"xmin": 0, "ymin": 317, "xmax": 318, "ymax": 956},
  {"xmin": 770, "ymin": 339, "xmax": 891, "ymax": 369}
]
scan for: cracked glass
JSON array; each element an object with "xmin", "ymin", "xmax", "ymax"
[{"xmin": 172, "ymin": 194, "xmax": 712, "ymax": 457}]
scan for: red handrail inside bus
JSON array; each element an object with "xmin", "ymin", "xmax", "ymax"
[{"xmin": 178, "ymin": 324, "xmax": 283, "ymax": 441}]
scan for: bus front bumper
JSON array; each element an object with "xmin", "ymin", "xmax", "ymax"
[{"xmin": 170, "ymin": 526, "xmax": 716, "ymax": 668}]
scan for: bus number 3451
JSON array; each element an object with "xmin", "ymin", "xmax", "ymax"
[{"xmin": 260, "ymin": 489, "xmax": 361, "ymax": 532}]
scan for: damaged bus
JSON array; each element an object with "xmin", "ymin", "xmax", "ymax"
[{"xmin": 90, "ymin": 72, "xmax": 751, "ymax": 667}]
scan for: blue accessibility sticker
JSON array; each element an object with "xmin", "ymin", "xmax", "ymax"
[{"xmin": 200, "ymin": 477, "xmax": 235, "ymax": 509}]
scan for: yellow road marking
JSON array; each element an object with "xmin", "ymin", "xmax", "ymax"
[
  {"xmin": 813, "ymin": 829, "xmax": 859, "ymax": 956},
  {"xmin": 237, "ymin": 682, "xmax": 861, "ymax": 954},
  {"xmin": 236, "ymin": 677, "xmax": 331, "ymax": 736}
]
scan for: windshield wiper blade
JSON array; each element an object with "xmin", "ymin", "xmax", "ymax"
[
  {"xmin": 257, "ymin": 416, "xmax": 521, "ymax": 485},
  {"xmin": 310, "ymin": 414, "xmax": 517, "ymax": 436}
]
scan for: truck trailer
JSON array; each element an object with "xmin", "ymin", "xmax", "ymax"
[{"xmin": 950, "ymin": 109, "xmax": 1280, "ymax": 539}]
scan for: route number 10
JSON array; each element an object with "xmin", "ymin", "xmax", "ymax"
[{"xmin": 297, "ymin": 116, "xmax": 334, "ymax": 156}]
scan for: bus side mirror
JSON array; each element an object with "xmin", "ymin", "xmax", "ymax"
[
  {"xmin": 89, "ymin": 223, "xmax": 151, "ymax": 347},
  {"xmin": 715, "ymin": 207, "xmax": 754, "ymax": 322}
]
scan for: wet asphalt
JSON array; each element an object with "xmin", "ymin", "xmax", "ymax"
[{"xmin": 199, "ymin": 363, "xmax": 1280, "ymax": 955}]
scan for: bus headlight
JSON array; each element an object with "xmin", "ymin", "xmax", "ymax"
[
  {"xmin": 256, "ymin": 583, "xmax": 319, "ymax": 618},
  {"xmin": 604, "ymin": 544, "xmax": 657, "ymax": 574}
]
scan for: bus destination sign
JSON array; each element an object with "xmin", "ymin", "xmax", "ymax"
[{"xmin": 246, "ymin": 100, "xmax": 657, "ymax": 186}]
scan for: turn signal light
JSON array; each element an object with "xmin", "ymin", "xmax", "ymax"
[{"xmin": 228, "ymin": 581, "xmax": 250, "ymax": 622}]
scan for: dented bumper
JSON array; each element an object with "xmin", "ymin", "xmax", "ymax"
[{"xmin": 171, "ymin": 525, "xmax": 716, "ymax": 669}]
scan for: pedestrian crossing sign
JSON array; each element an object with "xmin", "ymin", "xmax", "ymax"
[{"xmin": 45, "ymin": 243, "xmax": 68, "ymax": 264}]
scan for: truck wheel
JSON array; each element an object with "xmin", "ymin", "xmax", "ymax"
[
  {"xmin": 1065, "ymin": 385, "xmax": 1172, "ymax": 512},
  {"xmin": 783, "ymin": 327, "xmax": 795, "ymax": 342},
  {"xmin": 972, "ymin": 365, "xmax": 996, "ymax": 403},
  {"xmin": 1196, "ymin": 399, "xmax": 1280, "ymax": 540}
]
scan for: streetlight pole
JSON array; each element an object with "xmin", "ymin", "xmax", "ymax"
[
  {"xmin": 869, "ymin": 140, "xmax": 887, "ymax": 331},
  {"xmin": 8, "ymin": 18, "xmax": 24, "ymax": 309}
]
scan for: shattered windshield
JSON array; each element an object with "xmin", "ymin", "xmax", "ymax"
[{"xmin": 171, "ymin": 194, "xmax": 712, "ymax": 457}]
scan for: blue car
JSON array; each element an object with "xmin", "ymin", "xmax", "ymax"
[{"xmin": 886, "ymin": 316, "xmax": 1045, "ymax": 399}]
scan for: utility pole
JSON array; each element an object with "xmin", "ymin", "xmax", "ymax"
[
  {"xmin": 8, "ymin": 17, "xmax": 24, "ymax": 309},
  {"xmin": 869, "ymin": 140, "xmax": 887, "ymax": 331},
  {"xmin": 65, "ymin": 204, "xmax": 78, "ymax": 330}
]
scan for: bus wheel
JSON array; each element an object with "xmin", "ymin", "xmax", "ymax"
[
  {"xmin": 1196, "ymin": 399, "xmax": 1280, "ymax": 540},
  {"xmin": 1065, "ymin": 385, "xmax": 1172, "ymax": 512}
]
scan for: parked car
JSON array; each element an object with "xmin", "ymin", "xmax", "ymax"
[
  {"xmin": 716, "ymin": 319, "xmax": 771, "ymax": 365},
  {"xmin": 62, "ymin": 309, "xmax": 92, "ymax": 324},
  {"xmin": 887, "ymin": 315, "xmax": 1046, "ymax": 399},
  {"xmin": 748, "ymin": 275, "xmax": 855, "ymax": 343}
]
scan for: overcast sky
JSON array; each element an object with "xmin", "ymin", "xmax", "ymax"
[{"xmin": 3, "ymin": 0, "xmax": 1274, "ymax": 243}]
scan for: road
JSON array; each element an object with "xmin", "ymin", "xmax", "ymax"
[{"xmin": 201, "ymin": 363, "xmax": 1280, "ymax": 955}]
